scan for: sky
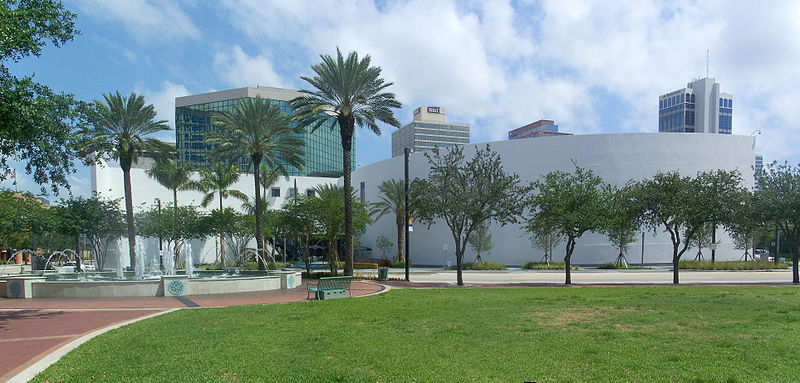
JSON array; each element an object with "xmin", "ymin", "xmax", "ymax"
[{"xmin": 4, "ymin": 0, "xmax": 800, "ymax": 199}]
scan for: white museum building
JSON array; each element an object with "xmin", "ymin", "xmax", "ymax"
[{"xmin": 93, "ymin": 132, "xmax": 757, "ymax": 269}]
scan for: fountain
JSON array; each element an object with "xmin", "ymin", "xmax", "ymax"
[
  {"xmin": 135, "ymin": 240, "xmax": 145, "ymax": 279},
  {"xmin": 164, "ymin": 242, "xmax": 175, "ymax": 276},
  {"xmin": 184, "ymin": 242, "xmax": 194, "ymax": 278},
  {"xmin": 116, "ymin": 238, "xmax": 127, "ymax": 279},
  {"xmin": 1, "ymin": 239, "xmax": 302, "ymax": 299}
]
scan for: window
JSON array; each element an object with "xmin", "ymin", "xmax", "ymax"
[
  {"xmin": 719, "ymin": 98, "xmax": 723, "ymax": 107},
  {"xmin": 691, "ymin": 94, "xmax": 695, "ymax": 103},
  {"xmin": 360, "ymin": 181, "xmax": 365, "ymax": 203},
  {"xmin": 306, "ymin": 189, "xmax": 315, "ymax": 197},
  {"xmin": 288, "ymin": 188, "xmax": 296, "ymax": 198},
  {"xmin": 271, "ymin": 187, "xmax": 280, "ymax": 197}
]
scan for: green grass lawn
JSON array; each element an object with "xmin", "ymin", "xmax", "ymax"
[{"xmin": 34, "ymin": 286, "xmax": 800, "ymax": 382}]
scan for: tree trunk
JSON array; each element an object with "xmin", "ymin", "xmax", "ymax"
[
  {"xmin": 304, "ymin": 234, "xmax": 311, "ymax": 275},
  {"xmin": 328, "ymin": 239, "xmax": 339, "ymax": 276},
  {"xmin": 219, "ymin": 195, "xmax": 226, "ymax": 267},
  {"xmin": 456, "ymin": 250, "xmax": 464, "ymax": 286},
  {"xmin": 793, "ymin": 245, "xmax": 799, "ymax": 284},
  {"xmin": 252, "ymin": 155, "xmax": 265, "ymax": 271},
  {"xmin": 395, "ymin": 215, "xmax": 405, "ymax": 262},
  {"xmin": 564, "ymin": 237, "xmax": 575, "ymax": 285},
  {"xmin": 121, "ymin": 160, "xmax": 136, "ymax": 271},
  {"xmin": 711, "ymin": 224, "xmax": 717, "ymax": 264},
  {"xmin": 673, "ymin": 250, "xmax": 680, "ymax": 284},
  {"xmin": 475, "ymin": 253, "xmax": 482, "ymax": 263},
  {"xmin": 75, "ymin": 234, "xmax": 82, "ymax": 272},
  {"xmin": 338, "ymin": 115, "xmax": 355, "ymax": 276}
]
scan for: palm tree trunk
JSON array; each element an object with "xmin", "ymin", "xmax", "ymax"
[
  {"xmin": 339, "ymin": 116, "xmax": 355, "ymax": 276},
  {"xmin": 121, "ymin": 160, "xmax": 136, "ymax": 271},
  {"xmin": 252, "ymin": 155, "xmax": 265, "ymax": 271},
  {"xmin": 173, "ymin": 188, "xmax": 180, "ymax": 268},
  {"xmin": 219, "ymin": 195, "xmax": 226, "ymax": 267}
]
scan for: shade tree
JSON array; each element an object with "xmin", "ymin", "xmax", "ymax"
[
  {"xmin": 411, "ymin": 145, "xmax": 525, "ymax": 286},
  {"xmin": 601, "ymin": 183, "xmax": 641, "ymax": 267},
  {"xmin": 756, "ymin": 161, "xmax": 800, "ymax": 283},
  {"xmin": 525, "ymin": 164, "xmax": 605, "ymax": 284}
]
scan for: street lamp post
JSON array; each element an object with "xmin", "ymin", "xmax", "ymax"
[{"xmin": 404, "ymin": 147, "xmax": 411, "ymax": 282}]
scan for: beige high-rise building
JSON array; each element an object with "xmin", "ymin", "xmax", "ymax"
[{"xmin": 391, "ymin": 106, "xmax": 470, "ymax": 157}]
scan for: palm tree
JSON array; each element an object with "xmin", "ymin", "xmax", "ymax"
[
  {"xmin": 292, "ymin": 48, "xmax": 401, "ymax": 276},
  {"xmin": 146, "ymin": 159, "xmax": 193, "ymax": 212},
  {"xmin": 205, "ymin": 96, "xmax": 305, "ymax": 270},
  {"xmin": 313, "ymin": 183, "xmax": 346, "ymax": 275},
  {"xmin": 260, "ymin": 163, "xmax": 288, "ymax": 203},
  {"xmin": 369, "ymin": 179, "xmax": 407, "ymax": 262},
  {"xmin": 260, "ymin": 162, "xmax": 288, "ymax": 261},
  {"xmin": 146, "ymin": 159, "xmax": 194, "ymax": 267},
  {"xmin": 86, "ymin": 91, "xmax": 172, "ymax": 271},
  {"xmin": 190, "ymin": 163, "xmax": 248, "ymax": 266}
]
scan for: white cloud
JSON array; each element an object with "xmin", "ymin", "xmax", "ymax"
[
  {"xmin": 134, "ymin": 81, "xmax": 190, "ymax": 137},
  {"xmin": 217, "ymin": 0, "xmax": 800, "ymax": 164},
  {"xmin": 213, "ymin": 45, "xmax": 289, "ymax": 88},
  {"xmin": 76, "ymin": 0, "xmax": 201, "ymax": 44}
]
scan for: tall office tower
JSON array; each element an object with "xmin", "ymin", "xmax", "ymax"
[
  {"xmin": 754, "ymin": 154, "xmax": 764, "ymax": 191},
  {"xmin": 507, "ymin": 119, "xmax": 572, "ymax": 139},
  {"xmin": 175, "ymin": 86, "xmax": 353, "ymax": 177},
  {"xmin": 658, "ymin": 77, "xmax": 733, "ymax": 134},
  {"xmin": 391, "ymin": 106, "xmax": 470, "ymax": 157}
]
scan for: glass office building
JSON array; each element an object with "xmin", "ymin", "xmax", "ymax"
[
  {"xmin": 659, "ymin": 77, "xmax": 733, "ymax": 134},
  {"xmin": 175, "ymin": 87, "xmax": 353, "ymax": 177},
  {"xmin": 391, "ymin": 106, "xmax": 470, "ymax": 157}
]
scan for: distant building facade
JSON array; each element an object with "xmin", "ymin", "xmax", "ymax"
[
  {"xmin": 175, "ymin": 86, "xmax": 353, "ymax": 177},
  {"xmin": 659, "ymin": 77, "xmax": 733, "ymax": 134},
  {"xmin": 508, "ymin": 119, "xmax": 572, "ymax": 139},
  {"xmin": 754, "ymin": 154, "xmax": 764, "ymax": 191},
  {"xmin": 391, "ymin": 106, "xmax": 469, "ymax": 157}
]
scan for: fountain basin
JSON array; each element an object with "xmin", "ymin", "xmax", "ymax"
[{"xmin": 1, "ymin": 271, "xmax": 302, "ymax": 299}]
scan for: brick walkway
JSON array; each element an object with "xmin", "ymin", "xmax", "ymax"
[{"xmin": 0, "ymin": 281, "xmax": 384, "ymax": 382}]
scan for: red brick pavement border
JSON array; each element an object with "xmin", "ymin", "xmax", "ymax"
[{"xmin": 0, "ymin": 281, "xmax": 386, "ymax": 382}]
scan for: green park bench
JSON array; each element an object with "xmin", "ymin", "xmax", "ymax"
[{"xmin": 307, "ymin": 276, "xmax": 353, "ymax": 300}]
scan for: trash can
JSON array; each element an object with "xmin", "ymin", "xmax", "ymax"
[{"xmin": 377, "ymin": 267, "xmax": 389, "ymax": 281}]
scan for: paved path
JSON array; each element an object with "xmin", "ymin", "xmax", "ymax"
[
  {"xmin": 374, "ymin": 267, "xmax": 797, "ymax": 285},
  {"xmin": 0, "ymin": 281, "xmax": 384, "ymax": 382}
]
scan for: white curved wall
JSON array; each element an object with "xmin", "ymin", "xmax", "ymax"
[{"xmin": 352, "ymin": 133, "xmax": 756, "ymax": 266}]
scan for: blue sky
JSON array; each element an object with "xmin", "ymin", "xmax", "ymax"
[{"xmin": 5, "ymin": 0, "xmax": 800, "ymax": 198}]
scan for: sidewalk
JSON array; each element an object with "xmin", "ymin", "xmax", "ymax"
[{"xmin": 0, "ymin": 281, "xmax": 384, "ymax": 382}]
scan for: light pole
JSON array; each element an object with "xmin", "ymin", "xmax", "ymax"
[
  {"xmin": 404, "ymin": 147, "xmax": 412, "ymax": 281},
  {"xmin": 155, "ymin": 198, "xmax": 163, "ymax": 268}
]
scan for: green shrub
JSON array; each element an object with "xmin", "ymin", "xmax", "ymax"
[
  {"xmin": 390, "ymin": 260, "xmax": 408, "ymax": 268},
  {"xmin": 678, "ymin": 260, "xmax": 790, "ymax": 270},
  {"xmin": 302, "ymin": 271, "xmax": 335, "ymax": 279},
  {"xmin": 522, "ymin": 261, "xmax": 579, "ymax": 270},
  {"xmin": 242, "ymin": 261, "xmax": 286, "ymax": 270},
  {"xmin": 597, "ymin": 263, "xmax": 650, "ymax": 270},
  {"xmin": 444, "ymin": 262, "xmax": 507, "ymax": 270}
]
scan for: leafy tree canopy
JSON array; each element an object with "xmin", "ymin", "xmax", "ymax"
[
  {"xmin": 0, "ymin": 0, "xmax": 88, "ymax": 194},
  {"xmin": 526, "ymin": 164, "xmax": 606, "ymax": 284},
  {"xmin": 412, "ymin": 145, "xmax": 525, "ymax": 285}
]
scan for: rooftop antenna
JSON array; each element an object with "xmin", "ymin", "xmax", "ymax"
[{"xmin": 706, "ymin": 49, "xmax": 709, "ymax": 78}]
